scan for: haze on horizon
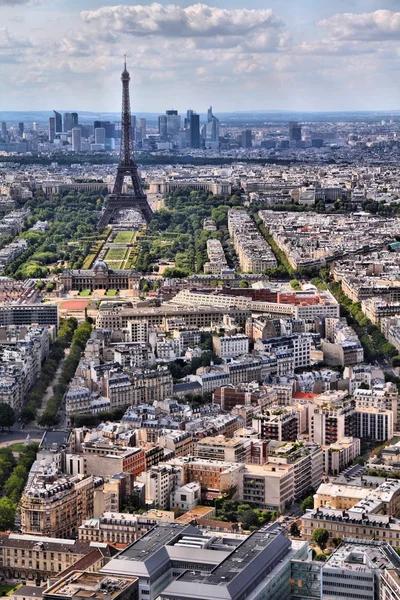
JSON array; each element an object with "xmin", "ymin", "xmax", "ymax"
[{"xmin": 2, "ymin": 0, "xmax": 400, "ymax": 113}]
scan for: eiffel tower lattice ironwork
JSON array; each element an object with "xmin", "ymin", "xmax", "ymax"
[{"xmin": 100, "ymin": 58, "xmax": 153, "ymax": 227}]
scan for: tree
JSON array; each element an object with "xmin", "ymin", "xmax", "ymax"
[
  {"xmin": 301, "ymin": 496, "xmax": 314, "ymax": 512},
  {"xmin": 239, "ymin": 280, "xmax": 249, "ymax": 288},
  {"xmin": 393, "ymin": 356, "xmax": 400, "ymax": 368},
  {"xmin": 332, "ymin": 537, "xmax": 342, "ymax": 548},
  {"xmin": 0, "ymin": 497, "xmax": 17, "ymax": 531},
  {"xmin": 312, "ymin": 528, "xmax": 329, "ymax": 551},
  {"xmin": 290, "ymin": 279, "xmax": 301, "ymax": 290},
  {"xmin": 0, "ymin": 404, "xmax": 15, "ymax": 430},
  {"xmin": 289, "ymin": 522, "xmax": 300, "ymax": 537}
]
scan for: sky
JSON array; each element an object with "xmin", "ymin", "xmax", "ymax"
[{"xmin": 2, "ymin": 0, "xmax": 400, "ymax": 113}]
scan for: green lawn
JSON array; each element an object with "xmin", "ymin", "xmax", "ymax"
[
  {"xmin": 79, "ymin": 289, "xmax": 92, "ymax": 296},
  {"xmin": 7, "ymin": 443, "xmax": 26, "ymax": 453},
  {"xmin": 0, "ymin": 585, "xmax": 21, "ymax": 596},
  {"xmin": 114, "ymin": 231, "xmax": 135, "ymax": 244},
  {"xmin": 105, "ymin": 290, "xmax": 118, "ymax": 296},
  {"xmin": 105, "ymin": 247, "xmax": 128, "ymax": 261},
  {"xmin": 105, "ymin": 260, "xmax": 125, "ymax": 270}
]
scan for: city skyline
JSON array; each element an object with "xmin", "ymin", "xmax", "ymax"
[{"xmin": 2, "ymin": 1, "xmax": 400, "ymax": 112}]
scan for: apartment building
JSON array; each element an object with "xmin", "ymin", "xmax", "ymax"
[
  {"xmin": 0, "ymin": 533, "xmax": 94, "ymax": 583},
  {"xmin": 203, "ymin": 239, "xmax": 228, "ymax": 274},
  {"xmin": 253, "ymin": 408, "xmax": 298, "ymax": 442},
  {"xmin": 196, "ymin": 435, "xmax": 249, "ymax": 463},
  {"xmin": 255, "ymin": 334, "xmax": 312, "ymax": 369},
  {"xmin": 212, "ymin": 334, "xmax": 249, "ymax": 358},
  {"xmin": 78, "ymin": 512, "xmax": 138, "ymax": 546},
  {"xmin": 267, "ymin": 442, "xmax": 324, "ymax": 501},
  {"xmin": 81, "ymin": 442, "xmax": 146, "ymax": 478},
  {"xmin": 228, "ymin": 209, "xmax": 277, "ymax": 272},
  {"xmin": 158, "ymin": 431, "xmax": 194, "ymax": 458},
  {"xmin": 138, "ymin": 464, "xmax": 185, "ymax": 509},
  {"xmin": 323, "ymin": 436, "xmax": 361, "ymax": 475},
  {"xmin": 356, "ymin": 407, "xmax": 394, "ymax": 442},
  {"xmin": 309, "ymin": 400, "xmax": 356, "ymax": 445},
  {"xmin": 20, "ymin": 461, "xmax": 99, "ymax": 538},
  {"xmin": 241, "ymin": 463, "xmax": 294, "ymax": 511},
  {"xmin": 43, "ymin": 572, "xmax": 138, "ymax": 600}
]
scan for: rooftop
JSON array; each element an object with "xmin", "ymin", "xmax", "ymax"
[{"xmin": 44, "ymin": 571, "xmax": 138, "ymax": 600}]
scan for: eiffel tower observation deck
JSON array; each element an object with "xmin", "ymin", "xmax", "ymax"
[{"xmin": 99, "ymin": 58, "xmax": 153, "ymax": 228}]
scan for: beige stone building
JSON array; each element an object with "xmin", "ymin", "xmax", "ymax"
[
  {"xmin": 0, "ymin": 533, "xmax": 94, "ymax": 583},
  {"xmin": 20, "ymin": 461, "xmax": 99, "ymax": 538}
]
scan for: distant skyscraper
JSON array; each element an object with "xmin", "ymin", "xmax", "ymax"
[
  {"xmin": 205, "ymin": 106, "xmax": 220, "ymax": 143},
  {"xmin": 19, "ymin": 122, "xmax": 24, "ymax": 136},
  {"xmin": 72, "ymin": 127, "xmax": 82, "ymax": 152},
  {"xmin": 241, "ymin": 129, "xmax": 252, "ymax": 148},
  {"xmin": 158, "ymin": 115, "xmax": 168, "ymax": 141},
  {"xmin": 186, "ymin": 110, "xmax": 200, "ymax": 148},
  {"xmin": 289, "ymin": 121, "xmax": 302, "ymax": 142},
  {"xmin": 137, "ymin": 118, "xmax": 146, "ymax": 140},
  {"xmin": 53, "ymin": 111, "xmax": 62, "ymax": 133},
  {"xmin": 95, "ymin": 127, "xmax": 106, "ymax": 145},
  {"xmin": 32, "ymin": 122, "xmax": 37, "ymax": 133},
  {"xmin": 48, "ymin": 117, "xmax": 55, "ymax": 143},
  {"xmin": 1, "ymin": 122, "xmax": 6, "ymax": 139},
  {"xmin": 166, "ymin": 110, "xmax": 180, "ymax": 138},
  {"xmin": 63, "ymin": 112, "xmax": 78, "ymax": 133}
]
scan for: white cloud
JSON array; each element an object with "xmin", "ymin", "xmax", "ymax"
[
  {"xmin": 80, "ymin": 3, "xmax": 286, "ymax": 41},
  {"xmin": 318, "ymin": 9, "xmax": 400, "ymax": 41}
]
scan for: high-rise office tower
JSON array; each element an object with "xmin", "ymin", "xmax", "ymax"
[
  {"xmin": 1, "ymin": 122, "xmax": 7, "ymax": 139},
  {"xmin": 137, "ymin": 118, "xmax": 146, "ymax": 140},
  {"xmin": 64, "ymin": 112, "xmax": 78, "ymax": 133},
  {"xmin": 289, "ymin": 121, "xmax": 302, "ymax": 142},
  {"xmin": 19, "ymin": 122, "xmax": 24, "ymax": 136},
  {"xmin": 63, "ymin": 113, "xmax": 72, "ymax": 132},
  {"xmin": 72, "ymin": 127, "xmax": 82, "ymax": 152},
  {"xmin": 166, "ymin": 110, "xmax": 180, "ymax": 138},
  {"xmin": 95, "ymin": 127, "xmax": 106, "ymax": 145},
  {"xmin": 158, "ymin": 115, "xmax": 168, "ymax": 141},
  {"xmin": 53, "ymin": 111, "xmax": 62, "ymax": 133},
  {"xmin": 241, "ymin": 129, "xmax": 252, "ymax": 148},
  {"xmin": 205, "ymin": 106, "xmax": 220, "ymax": 143},
  {"xmin": 186, "ymin": 110, "xmax": 200, "ymax": 148},
  {"xmin": 48, "ymin": 117, "xmax": 55, "ymax": 143}
]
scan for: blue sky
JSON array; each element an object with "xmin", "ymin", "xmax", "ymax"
[{"xmin": 2, "ymin": 0, "xmax": 400, "ymax": 112}]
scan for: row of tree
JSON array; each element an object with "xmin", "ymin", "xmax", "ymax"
[
  {"xmin": 0, "ymin": 444, "xmax": 38, "ymax": 531},
  {"xmin": 38, "ymin": 320, "xmax": 93, "ymax": 427},
  {"xmin": 22, "ymin": 317, "xmax": 78, "ymax": 423}
]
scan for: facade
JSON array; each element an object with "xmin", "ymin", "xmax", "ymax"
[
  {"xmin": 212, "ymin": 334, "xmax": 249, "ymax": 359},
  {"xmin": 253, "ymin": 408, "xmax": 298, "ymax": 442},
  {"xmin": 20, "ymin": 461, "xmax": 99, "ymax": 538},
  {"xmin": 60, "ymin": 260, "xmax": 140, "ymax": 293},
  {"xmin": 0, "ymin": 534, "xmax": 93, "ymax": 583},
  {"xmin": 0, "ymin": 304, "xmax": 58, "ymax": 329},
  {"xmin": 323, "ymin": 437, "xmax": 361, "ymax": 475},
  {"xmin": 241, "ymin": 463, "xmax": 295, "ymax": 511},
  {"xmin": 356, "ymin": 407, "xmax": 394, "ymax": 442}
]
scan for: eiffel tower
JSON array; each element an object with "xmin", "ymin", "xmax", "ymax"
[{"xmin": 100, "ymin": 58, "xmax": 153, "ymax": 227}]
